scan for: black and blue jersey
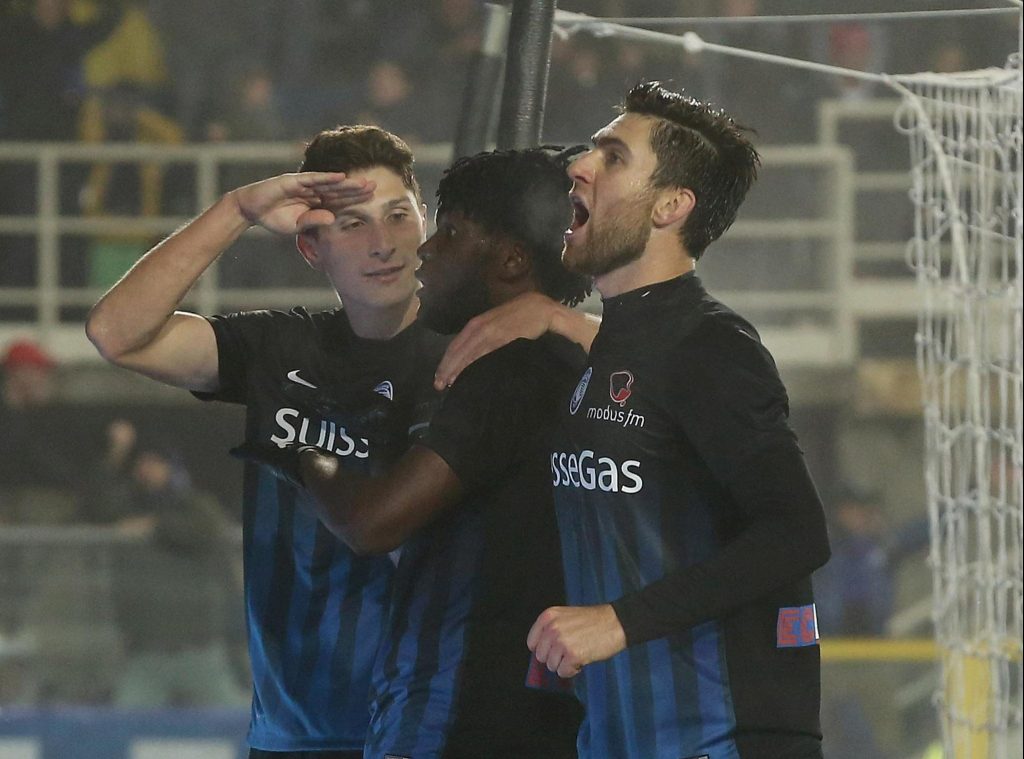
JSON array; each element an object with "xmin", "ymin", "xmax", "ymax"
[
  {"xmin": 196, "ymin": 307, "xmax": 446, "ymax": 752},
  {"xmin": 365, "ymin": 335, "xmax": 584, "ymax": 759},
  {"xmin": 552, "ymin": 274, "xmax": 830, "ymax": 759}
]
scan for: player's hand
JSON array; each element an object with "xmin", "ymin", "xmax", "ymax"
[
  {"xmin": 527, "ymin": 604, "xmax": 627, "ymax": 678},
  {"xmin": 433, "ymin": 292, "xmax": 559, "ymax": 390},
  {"xmin": 279, "ymin": 381, "xmax": 399, "ymax": 444},
  {"xmin": 230, "ymin": 441, "xmax": 315, "ymax": 489},
  {"xmin": 230, "ymin": 172, "xmax": 376, "ymax": 235}
]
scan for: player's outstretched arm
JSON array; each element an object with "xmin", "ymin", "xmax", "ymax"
[
  {"xmin": 299, "ymin": 445, "xmax": 464, "ymax": 555},
  {"xmin": 433, "ymin": 292, "xmax": 600, "ymax": 390},
  {"xmin": 86, "ymin": 172, "xmax": 373, "ymax": 391}
]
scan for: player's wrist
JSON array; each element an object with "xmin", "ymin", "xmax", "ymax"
[
  {"xmin": 549, "ymin": 302, "xmax": 593, "ymax": 349},
  {"xmin": 221, "ymin": 189, "xmax": 258, "ymax": 230},
  {"xmin": 547, "ymin": 300, "xmax": 573, "ymax": 337}
]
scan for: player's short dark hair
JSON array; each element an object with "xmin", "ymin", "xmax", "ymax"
[
  {"xmin": 436, "ymin": 148, "xmax": 591, "ymax": 307},
  {"xmin": 621, "ymin": 81, "xmax": 760, "ymax": 260},
  {"xmin": 300, "ymin": 125, "xmax": 422, "ymax": 203}
]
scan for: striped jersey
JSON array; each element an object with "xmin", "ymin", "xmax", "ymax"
[
  {"xmin": 365, "ymin": 336, "xmax": 584, "ymax": 759},
  {"xmin": 553, "ymin": 274, "xmax": 829, "ymax": 759},
  {"xmin": 196, "ymin": 307, "xmax": 447, "ymax": 751}
]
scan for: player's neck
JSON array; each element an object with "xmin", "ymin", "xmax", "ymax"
[
  {"xmin": 594, "ymin": 239, "xmax": 695, "ymax": 299},
  {"xmin": 345, "ymin": 297, "xmax": 419, "ymax": 340}
]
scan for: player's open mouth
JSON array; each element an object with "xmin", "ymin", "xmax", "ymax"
[{"xmin": 568, "ymin": 195, "xmax": 590, "ymax": 234}]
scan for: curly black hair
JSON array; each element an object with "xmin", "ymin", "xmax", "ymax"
[
  {"xmin": 621, "ymin": 81, "xmax": 760, "ymax": 260},
  {"xmin": 436, "ymin": 147, "xmax": 592, "ymax": 307}
]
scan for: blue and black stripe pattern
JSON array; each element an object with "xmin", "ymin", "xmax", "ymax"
[
  {"xmin": 365, "ymin": 509, "xmax": 485, "ymax": 759},
  {"xmin": 555, "ymin": 474, "xmax": 740, "ymax": 759},
  {"xmin": 197, "ymin": 309, "xmax": 448, "ymax": 752},
  {"xmin": 245, "ymin": 467, "xmax": 393, "ymax": 751}
]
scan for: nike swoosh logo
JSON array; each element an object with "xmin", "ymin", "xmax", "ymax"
[
  {"xmin": 407, "ymin": 422, "xmax": 430, "ymax": 435},
  {"xmin": 286, "ymin": 370, "xmax": 317, "ymax": 389}
]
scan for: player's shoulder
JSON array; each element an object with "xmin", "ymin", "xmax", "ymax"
[
  {"xmin": 406, "ymin": 319, "xmax": 453, "ymax": 363},
  {"xmin": 675, "ymin": 294, "xmax": 780, "ymax": 377},
  {"xmin": 210, "ymin": 306, "xmax": 345, "ymax": 362},
  {"xmin": 213, "ymin": 305, "xmax": 323, "ymax": 331},
  {"xmin": 694, "ymin": 298, "xmax": 764, "ymax": 351},
  {"xmin": 467, "ymin": 334, "xmax": 582, "ymax": 379}
]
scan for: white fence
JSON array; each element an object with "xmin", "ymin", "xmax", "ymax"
[{"xmin": 0, "ymin": 100, "xmax": 923, "ymax": 366}]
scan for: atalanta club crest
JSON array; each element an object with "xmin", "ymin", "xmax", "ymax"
[
  {"xmin": 609, "ymin": 370, "xmax": 634, "ymax": 406},
  {"xmin": 569, "ymin": 367, "xmax": 592, "ymax": 415}
]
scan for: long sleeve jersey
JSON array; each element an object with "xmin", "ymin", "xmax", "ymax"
[{"xmin": 551, "ymin": 273, "xmax": 830, "ymax": 759}]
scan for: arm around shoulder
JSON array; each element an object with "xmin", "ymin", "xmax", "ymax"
[{"xmin": 433, "ymin": 292, "xmax": 600, "ymax": 389}]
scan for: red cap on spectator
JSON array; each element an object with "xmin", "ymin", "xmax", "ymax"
[{"xmin": 2, "ymin": 340, "xmax": 56, "ymax": 371}]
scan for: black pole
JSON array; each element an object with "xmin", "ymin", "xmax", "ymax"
[
  {"xmin": 453, "ymin": 4, "xmax": 511, "ymax": 160},
  {"xmin": 495, "ymin": 0, "xmax": 555, "ymax": 150}
]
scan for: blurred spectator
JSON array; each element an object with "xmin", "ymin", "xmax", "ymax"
[
  {"xmin": 358, "ymin": 60, "xmax": 445, "ymax": 144},
  {"xmin": 708, "ymin": 0, "xmax": 814, "ymax": 144},
  {"xmin": 0, "ymin": 0, "xmax": 121, "ymax": 141},
  {"xmin": 929, "ymin": 39, "xmax": 968, "ymax": 74},
  {"xmin": 146, "ymin": 0, "xmax": 248, "ymax": 139},
  {"xmin": 78, "ymin": 0, "xmax": 180, "ymax": 216},
  {"xmin": 0, "ymin": 339, "xmax": 80, "ymax": 523},
  {"xmin": 1, "ymin": 338, "xmax": 56, "ymax": 410},
  {"xmin": 205, "ymin": 65, "xmax": 286, "ymax": 144},
  {"xmin": 80, "ymin": 420, "xmax": 246, "ymax": 707},
  {"xmin": 0, "ymin": 0, "xmax": 122, "ymax": 246},
  {"xmin": 545, "ymin": 37, "xmax": 618, "ymax": 144},
  {"xmin": 815, "ymin": 483, "xmax": 894, "ymax": 636},
  {"xmin": 813, "ymin": 21, "xmax": 889, "ymax": 102},
  {"xmin": 67, "ymin": 4, "xmax": 180, "ymax": 289},
  {"xmin": 371, "ymin": 0, "xmax": 478, "ymax": 143},
  {"xmin": 75, "ymin": 80, "xmax": 183, "ymax": 289}
]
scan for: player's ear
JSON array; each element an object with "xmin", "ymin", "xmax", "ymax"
[
  {"xmin": 496, "ymin": 239, "xmax": 530, "ymax": 282},
  {"xmin": 652, "ymin": 186, "xmax": 695, "ymax": 230},
  {"xmin": 295, "ymin": 231, "xmax": 323, "ymax": 271}
]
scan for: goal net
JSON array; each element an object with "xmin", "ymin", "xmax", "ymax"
[{"xmin": 899, "ymin": 59, "xmax": 1023, "ymax": 758}]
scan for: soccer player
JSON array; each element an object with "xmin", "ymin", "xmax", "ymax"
[
  {"xmin": 86, "ymin": 126, "xmax": 447, "ymax": 758},
  {"xmin": 245, "ymin": 148, "xmax": 590, "ymax": 759},
  {"xmin": 439, "ymin": 82, "xmax": 832, "ymax": 758}
]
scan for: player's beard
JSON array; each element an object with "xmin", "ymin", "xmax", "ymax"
[{"xmin": 564, "ymin": 190, "xmax": 656, "ymax": 278}]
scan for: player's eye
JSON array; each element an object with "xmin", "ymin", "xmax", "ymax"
[
  {"xmin": 388, "ymin": 211, "xmax": 410, "ymax": 223},
  {"xmin": 340, "ymin": 219, "xmax": 363, "ymax": 231}
]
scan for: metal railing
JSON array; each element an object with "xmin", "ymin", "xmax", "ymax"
[{"xmin": 1, "ymin": 102, "xmax": 924, "ymax": 367}]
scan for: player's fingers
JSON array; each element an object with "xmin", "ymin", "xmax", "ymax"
[
  {"xmin": 434, "ymin": 319, "xmax": 491, "ymax": 390},
  {"xmin": 532, "ymin": 632, "xmax": 554, "ymax": 666},
  {"xmin": 546, "ymin": 648, "xmax": 567, "ymax": 674},
  {"xmin": 557, "ymin": 657, "xmax": 584, "ymax": 679},
  {"xmin": 295, "ymin": 171, "xmax": 347, "ymax": 187},
  {"xmin": 526, "ymin": 608, "xmax": 557, "ymax": 651},
  {"xmin": 319, "ymin": 178, "xmax": 376, "ymax": 197},
  {"xmin": 296, "ymin": 208, "xmax": 335, "ymax": 231}
]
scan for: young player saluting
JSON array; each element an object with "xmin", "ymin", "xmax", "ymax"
[{"xmin": 87, "ymin": 126, "xmax": 447, "ymax": 759}]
